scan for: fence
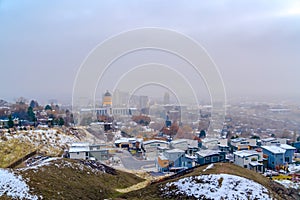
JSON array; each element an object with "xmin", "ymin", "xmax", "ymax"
[{"xmin": 7, "ymin": 150, "xmax": 37, "ymax": 168}]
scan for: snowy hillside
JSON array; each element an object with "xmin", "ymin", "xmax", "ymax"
[
  {"xmin": 161, "ymin": 173, "xmax": 272, "ymax": 200},
  {"xmin": 1, "ymin": 128, "xmax": 80, "ymax": 155},
  {"xmin": 0, "ymin": 169, "xmax": 38, "ymax": 200}
]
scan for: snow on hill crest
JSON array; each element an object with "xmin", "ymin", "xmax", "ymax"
[{"xmin": 161, "ymin": 173, "xmax": 272, "ymax": 200}]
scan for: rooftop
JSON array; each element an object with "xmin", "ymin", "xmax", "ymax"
[
  {"xmin": 233, "ymin": 150, "xmax": 260, "ymax": 158},
  {"xmin": 171, "ymin": 139, "xmax": 188, "ymax": 144},
  {"xmin": 69, "ymin": 146, "xmax": 90, "ymax": 153},
  {"xmin": 166, "ymin": 148, "xmax": 185, "ymax": 154},
  {"xmin": 280, "ymin": 144, "xmax": 296, "ymax": 150},
  {"xmin": 261, "ymin": 145, "xmax": 286, "ymax": 154},
  {"xmin": 196, "ymin": 150, "xmax": 220, "ymax": 157},
  {"xmin": 143, "ymin": 140, "xmax": 168, "ymax": 145},
  {"xmin": 261, "ymin": 138, "xmax": 276, "ymax": 142}
]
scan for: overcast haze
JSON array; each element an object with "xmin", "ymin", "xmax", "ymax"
[{"xmin": 1, "ymin": 0, "xmax": 300, "ymax": 104}]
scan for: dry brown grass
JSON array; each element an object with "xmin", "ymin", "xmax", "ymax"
[
  {"xmin": 0, "ymin": 139, "xmax": 35, "ymax": 168},
  {"xmin": 18, "ymin": 159, "xmax": 144, "ymax": 200}
]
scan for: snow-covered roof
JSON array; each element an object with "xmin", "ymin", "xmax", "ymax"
[
  {"xmin": 70, "ymin": 142, "xmax": 89, "ymax": 147},
  {"xmin": 115, "ymin": 138, "xmax": 133, "ymax": 144},
  {"xmin": 143, "ymin": 140, "xmax": 168, "ymax": 145},
  {"xmin": 233, "ymin": 150, "xmax": 260, "ymax": 158},
  {"xmin": 261, "ymin": 145, "xmax": 286, "ymax": 154},
  {"xmin": 202, "ymin": 138, "xmax": 218, "ymax": 143},
  {"xmin": 231, "ymin": 138, "xmax": 245, "ymax": 143},
  {"xmin": 69, "ymin": 146, "xmax": 89, "ymax": 153},
  {"xmin": 158, "ymin": 154, "xmax": 168, "ymax": 160},
  {"xmin": 187, "ymin": 140, "xmax": 198, "ymax": 148},
  {"xmin": 261, "ymin": 137, "xmax": 276, "ymax": 142},
  {"xmin": 196, "ymin": 150, "xmax": 220, "ymax": 157},
  {"xmin": 249, "ymin": 161, "xmax": 263, "ymax": 166},
  {"xmin": 171, "ymin": 139, "xmax": 188, "ymax": 144},
  {"xmin": 280, "ymin": 144, "xmax": 296, "ymax": 150},
  {"xmin": 185, "ymin": 154, "xmax": 197, "ymax": 160},
  {"xmin": 166, "ymin": 148, "xmax": 185, "ymax": 153}
]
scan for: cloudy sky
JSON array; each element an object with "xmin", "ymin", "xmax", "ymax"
[{"xmin": 0, "ymin": 0, "xmax": 300, "ymax": 104}]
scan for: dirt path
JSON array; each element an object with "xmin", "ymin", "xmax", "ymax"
[{"xmin": 115, "ymin": 171, "xmax": 167, "ymax": 193}]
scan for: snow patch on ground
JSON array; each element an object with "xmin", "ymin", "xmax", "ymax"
[
  {"xmin": 0, "ymin": 168, "xmax": 38, "ymax": 200},
  {"xmin": 275, "ymin": 179, "xmax": 300, "ymax": 190},
  {"xmin": 203, "ymin": 163, "xmax": 214, "ymax": 172},
  {"xmin": 161, "ymin": 173, "xmax": 272, "ymax": 200},
  {"xmin": 20, "ymin": 157, "xmax": 61, "ymax": 171}
]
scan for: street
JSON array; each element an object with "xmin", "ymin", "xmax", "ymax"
[{"xmin": 116, "ymin": 150, "xmax": 155, "ymax": 170}]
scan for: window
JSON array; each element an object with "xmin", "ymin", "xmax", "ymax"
[{"xmin": 285, "ymin": 157, "xmax": 290, "ymax": 162}]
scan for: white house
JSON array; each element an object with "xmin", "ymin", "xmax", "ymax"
[
  {"xmin": 233, "ymin": 149, "xmax": 264, "ymax": 173},
  {"xmin": 260, "ymin": 138, "xmax": 287, "ymax": 146},
  {"xmin": 69, "ymin": 142, "xmax": 109, "ymax": 161},
  {"xmin": 143, "ymin": 140, "xmax": 169, "ymax": 160},
  {"xmin": 230, "ymin": 138, "xmax": 257, "ymax": 150},
  {"xmin": 170, "ymin": 139, "xmax": 189, "ymax": 151},
  {"xmin": 69, "ymin": 143, "xmax": 90, "ymax": 160}
]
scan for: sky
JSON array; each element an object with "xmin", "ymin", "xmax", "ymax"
[{"xmin": 0, "ymin": 0, "xmax": 300, "ymax": 104}]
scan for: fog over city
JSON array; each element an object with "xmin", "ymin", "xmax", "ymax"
[{"xmin": 1, "ymin": 0, "xmax": 300, "ymax": 104}]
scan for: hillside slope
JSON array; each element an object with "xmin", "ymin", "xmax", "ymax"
[
  {"xmin": 121, "ymin": 163, "xmax": 300, "ymax": 200},
  {"xmin": 1, "ymin": 158, "xmax": 144, "ymax": 200}
]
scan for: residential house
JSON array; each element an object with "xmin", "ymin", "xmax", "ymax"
[
  {"xmin": 170, "ymin": 139, "xmax": 199, "ymax": 155},
  {"xmin": 156, "ymin": 148, "xmax": 193, "ymax": 172},
  {"xmin": 186, "ymin": 140, "xmax": 200, "ymax": 156},
  {"xmin": 218, "ymin": 138, "xmax": 230, "ymax": 152},
  {"xmin": 233, "ymin": 149, "xmax": 264, "ymax": 173},
  {"xmin": 69, "ymin": 143, "xmax": 109, "ymax": 161},
  {"xmin": 280, "ymin": 144, "xmax": 296, "ymax": 163},
  {"xmin": 261, "ymin": 144, "xmax": 295, "ymax": 169},
  {"xmin": 143, "ymin": 139, "xmax": 169, "ymax": 160},
  {"xmin": 196, "ymin": 150, "xmax": 226, "ymax": 165},
  {"xmin": 69, "ymin": 142, "xmax": 90, "ymax": 160},
  {"xmin": 157, "ymin": 154, "xmax": 169, "ymax": 172},
  {"xmin": 230, "ymin": 138, "xmax": 257, "ymax": 151},
  {"xmin": 260, "ymin": 138, "xmax": 287, "ymax": 146},
  {"xmin": 261, "ymin": 145, "xmax": 285, "ymax": 169},
  {"xmin": 170, "ymin": 139, "xmax": 188, "ymax": 151},
  {"xmin": 164, "ymin": 149, "xmax": 185, "ymax": 169},
  {"xmin": 114, "ymin": 138, "xmax": 137, "ymax": 148},
  {"xmin": 293, "ymin": 141, "xmax": 300, "ymax": 153},
  {"xmin": 201, "ymin": 138, "xmax": 219, "ymax": 149}
]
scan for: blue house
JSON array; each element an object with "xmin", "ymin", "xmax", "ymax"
[
  {"xmin": 156, "ymin": 149, "xmax": 195, "ymax": 172},
  {"xmin": 261, "ymin": 144, "xmax": 295, "ymax": 169},
  {"xmin": 280, "ymin": 144, "xmax": 296, "ymax": 163},
  {"xmin": 196, "ymin": 150, "xmax": 226, "ymax": 165},
  {"xmin": 293, "ymin": 142, "xmax": 300, "ymax": 153}
]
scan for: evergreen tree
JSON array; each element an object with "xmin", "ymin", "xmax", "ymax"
[
  {"xmin": 8, "ymin": 115, "xmax": 14, "ymax": 128},
  {"xmin": 45, "ymin": 105, "xmax": 52, "ymax": 111},
  {"xmin": 58, "ymin": 117, "xmax": 65, "ymax": 126},
  {"xmin": 27, "ymin": 106, "xmax": 36, "ymax": 122}
]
